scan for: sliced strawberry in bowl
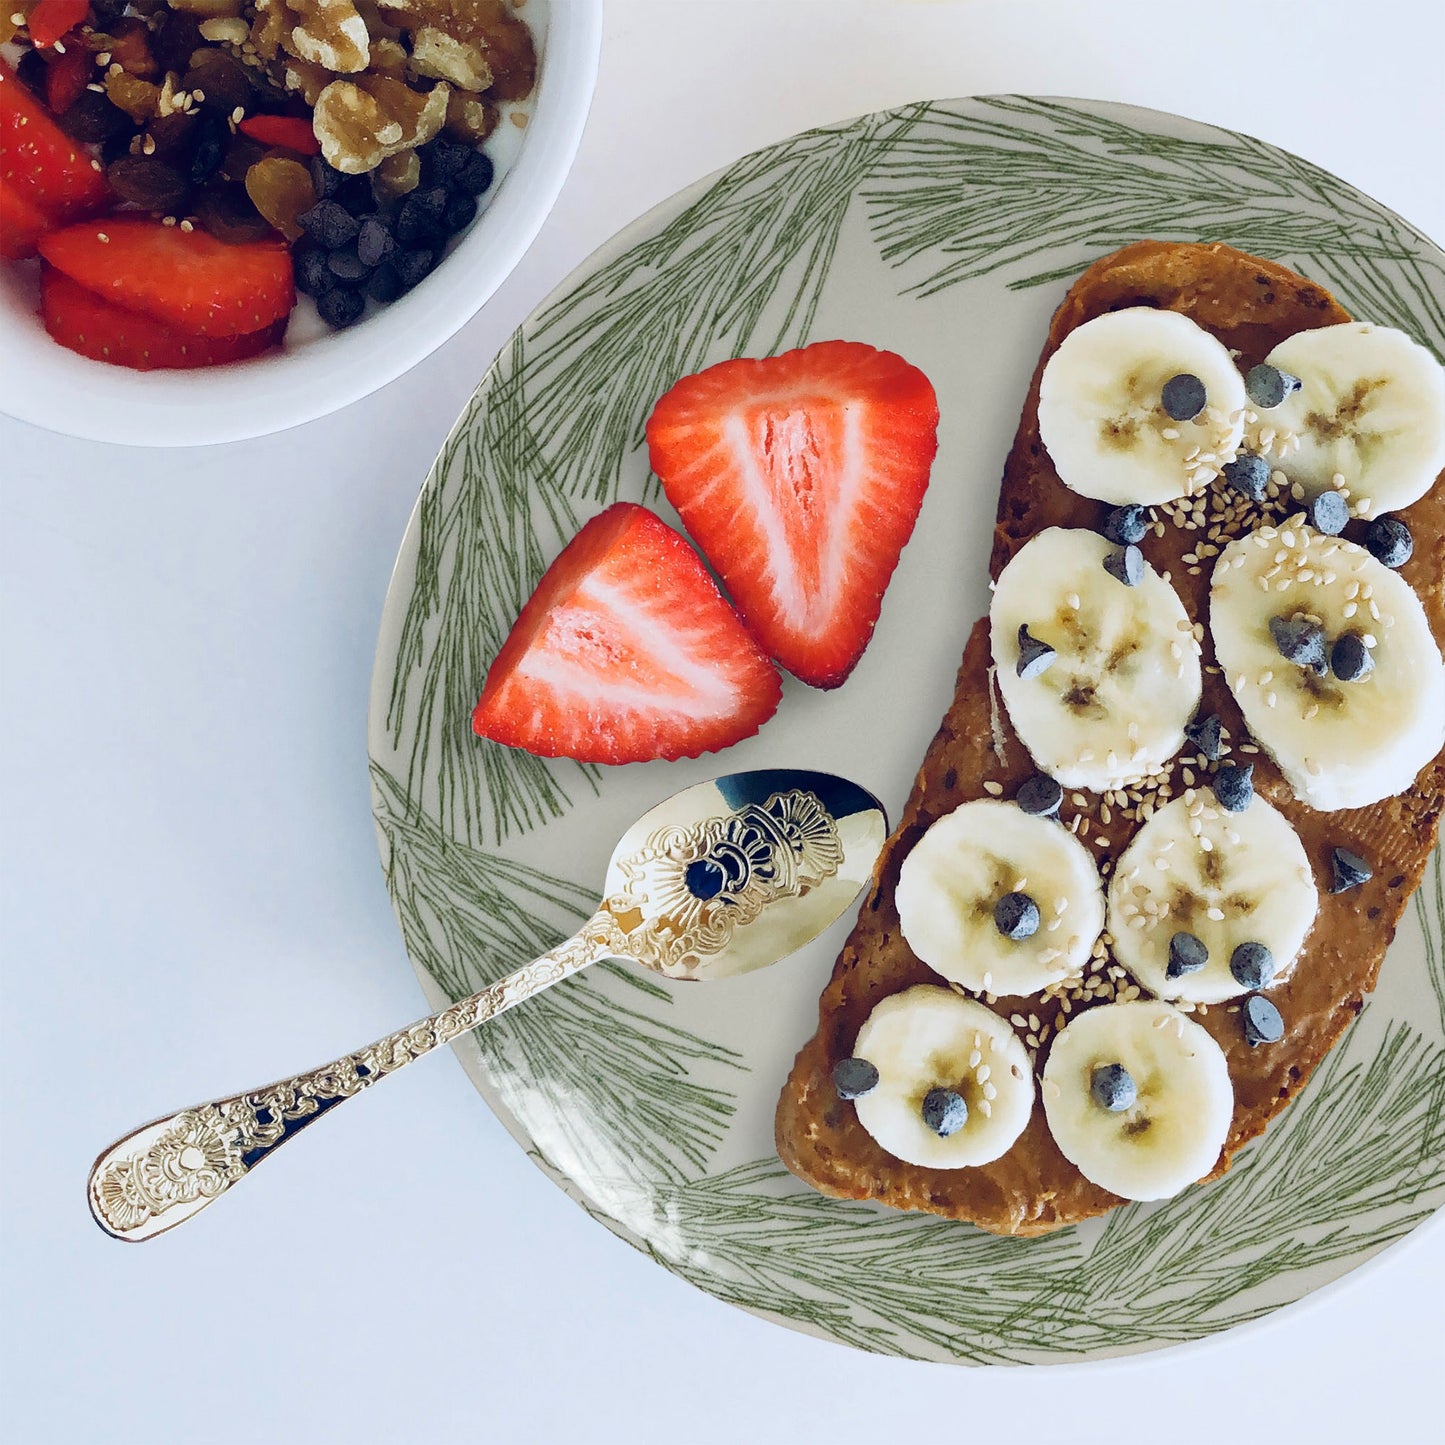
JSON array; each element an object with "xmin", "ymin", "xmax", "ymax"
[
  {"xmin": 27, "ymin": 0, "xmax": 90, "ymax": 49},
  {"xmin": 39, "ymin": 217, "xmax": 295, "ymax": 337},
  {"xmin": 646, "ymin": 340, "xmax": 940, "ymax": 689},
  {"xmin": 472, "ymin": 503, "xmax": 782, "ymax": 764},
  {"xmin": 1, "ymin": 58, "xmax": 110, "ymax": 222},
  {"xmin": 43, "ymin": 46, "xmax": 92, "ymax": 117},
  {"xmin": 0, "ymin": 175, "xmax": 50, "ymax": 259},
  {"xmin": 41, "ymin": 267, "xmax": 286, "ymax": 370}
]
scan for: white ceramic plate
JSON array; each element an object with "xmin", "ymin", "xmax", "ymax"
[
  {"xmin": 0, "ymin": 0, "xmax": 602, "ymax": 446},
  {"xmin": 368, "ymin": 97, "xmax": 1445, "ymax": 1364}
]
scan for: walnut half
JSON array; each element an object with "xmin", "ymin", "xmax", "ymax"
[{"xmin": 312, "ymin": 73, "xmax": 450, "ymax": 173}]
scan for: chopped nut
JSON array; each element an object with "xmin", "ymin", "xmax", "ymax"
[
  {"xmin": 282, "ymin": 57, "xmax": 334, "ymax": 106},
  {"xmin": 198, "ymin": 16, "xmax": 251, "ymax": 43},
  {"xmin": 444, "ymin": 89, "xmax": 497, "ymax": 143},
  {"xmin": 369, "ymin": 37, "xmax": 410, "ymax": 75},
  {"xmin": 289, "ymin": 0, "xmax": 372, "ymax": 73},
  {"xmin": 409, "ymin": 25, "xmax": 492, "ymax": 90},
  {"xmin": 374, "ymin": 147, "xmax": 421, "ymax": 197},
  {"xmin": 312, "ymin": 74, "xmax": 448, "ymax": 172}
]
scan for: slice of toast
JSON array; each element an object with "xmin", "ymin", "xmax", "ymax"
[{"xmin": 775, "ymin": 240, "xmax": 1445, "ymax": 1236}]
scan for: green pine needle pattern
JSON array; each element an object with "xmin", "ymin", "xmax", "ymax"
[
  {"xmin": 373, "ymin": 764, "xmax": 744, "ymax": 1183},
  {"xmin": 556, "ymin": 1021, "xmax": 1445, "ymax": 1363},
  {"xmin": 373, "ymin": 96, "xmax": 1445, "ymax": 1360}
]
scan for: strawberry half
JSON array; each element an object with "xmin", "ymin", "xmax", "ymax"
[
  {"xmin": 39, "ymin": 217, "xmax": 295, "ymax": 337},
  {"xmin": 472, "ymin": 503, "xmax": 782, "ymax": 764},
  {"xmin": 646, "ymin": 340, "xmax": 940, "ymax": 688},
  {"xmin": 41, "ymin": 267, "xmax": 287, "ymax": 369},
  {"xmin": 0, "ymin": 57, "xmax": 110, "ymax": 222}
]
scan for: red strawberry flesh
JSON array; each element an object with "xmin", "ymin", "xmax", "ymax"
[
  {"xmin": 1, "ymin": 57, "xmax": 110, "ymax": 222},
  {"xmin": 38, "ymin": 216, "xmax": 295, "ymax": 337},
  {"xmin": 41, "ymin": 266, "xmax": 286, "ymax": 369},
  {"xmin": 472, "ymin": 503, "xmax": 782, "ymax": 764},
  {"xmin": 646, "ymin": 340, "xmax": 939, "ymax": 688}
]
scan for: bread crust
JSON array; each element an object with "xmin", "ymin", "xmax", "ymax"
[{"xmin": 775, "ymin": 241, "xmax": 1445, "ymax": 1235}]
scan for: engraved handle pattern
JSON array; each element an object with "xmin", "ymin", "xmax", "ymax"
[{"xmin": 88, "ymin": 914, "xmax": 623, "ymax": 1241}]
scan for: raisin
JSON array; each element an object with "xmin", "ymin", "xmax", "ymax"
[
  {"xmin": 105, "ymin": 72, "xmax": 162, "ymax": 125},
  {"xmin": 106, "ymin": 155, "xmax": 190, "ymax": 213},
  {"xmin": 244, "ymin": 156, "xmax": 316, "ymax": 242},
  {"xmin": 189, "ymin": 114, "xmax": 228, "ymax": 185},
  {"xmin": 191, "ymin": 183, "xmax": 274, "ymax": 245},
  {"xmin": 219, "ymin": 133, "xmax": 267, "ymax": 186},
  {"xmin": 152, "ymin": 10, "xmax": 202, "ymax": 76},
  {"xmin": 182, "ymin": 51, "xmax": 252, "ymax": 117},
  {"xmin": 15, "ymin": 47, "xmax": 48, "ymax": 98},
  {"xmin": 60, "ymin": 90, "xmax": 132, "ymax": 146},
  {"xmin": 104, "ymin": 18, "xmax": 160, "ymax": 81},
  {"xmin": 145, "ymin": 111, "xmax": 198, "ymax": 162}
]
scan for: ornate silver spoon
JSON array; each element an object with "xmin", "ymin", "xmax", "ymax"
[{"xmin": 89, "ymin": 768, "xmax": 886, "ymax": 1241}]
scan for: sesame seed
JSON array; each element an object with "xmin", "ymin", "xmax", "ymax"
[{"xmin": 983, "ymin": 780, "xmax": 1003, "ymax": 796}]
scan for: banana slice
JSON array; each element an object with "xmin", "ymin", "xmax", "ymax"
[
  {"xmin": 1042, "ymin": 1000, "xmax": 1233, "ymax": 1200},
  {"xmin": 851, "ymin": 985, "xmax": 1035, "ymax": 1169},
  {"xmin": 1108, "ymin": 793, "xmax": 1317, "ymax": 1005},
  {"xmin": 990, "ymin": 528, "xmax": 1202, "ymax": 791},
  {"xmin": 1261, "ymin": 323, "xmax": 1445, "ymax": 519},
  {"xmin": 1038, "ymin": 308, "xmax": 1247, "ymax": 505},
  {"xmin": 1210, "ymin": 525, "xmax": 1445, "ymax": 810},
  {"xmin": 895, "ymin": 799, "xmax": 1104, "ymax": 996}
]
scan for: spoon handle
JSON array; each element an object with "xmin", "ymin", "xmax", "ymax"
[{"xmin": 88, "ymin": 913, "xmax": 620, "ymax": 1241}]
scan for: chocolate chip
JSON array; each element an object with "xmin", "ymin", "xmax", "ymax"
[
  {"xmin": 316, "ymin": 285, "xmax": 365, "ymax": 329},
  {"xmin": 1329, "ymin": 847, "xmax": 1373, "ymax": 894},
  {"xmin": 1212, "ymin": 763, "xmax": 1254, "ymax": 813},
  {"xmin": 294, "ymin": 244, "xmax": 334, "ymax": 297},
  {"xmin": 1223, "ymin": 452, "xmax": 1270, "ymax": 503},
  {"xmin": 1016, "ymin": 625, "xmax": 1056, "ymax": 680},
  {"xmin": 1230, "ymin": 941, "xmax": 1275, "ymax": 990},
  {"xmin": 921, "ymin": 1087, "xmax": 968, "ymax": 1137},
  {"xmin": 1244, "ymin": 363, "xmax": 1302, "ymax": 409},
  {"xmin": 1090, "ymin": 1063, "xmax": 1137, "ymax": 1112},
  {"xmin": 451, "ymin": 148, "xmax": 494, "ymax": 198},
  {"xmin": 1103, "ymin": 504, "xmax": 1148, "ymax": 546},
  {"xmin": 1184, "ymin": 712, "xmax": 1223, "ymax": 762},
  {"xmin": 1308, "ymin": 489, "xmax": 1349, "ymax": 536},
  {"xmin": 1161, "ymin": 373, "xmax": 1206, "ymax": 421},
  {"xmin": 356, "ymin": 215, "xmax": 395, "ymax": 268},
  {"xmin": 326, "ymin": 242, "xmax": 371, "ymax": 282},
  {"xmin": 1167, "ymin": 931, "xmax": 1209, "ymax": 979},
  {"xmin": 1364, "ymin": 516, "xmax": 1412, "ymax": 569},
  {"xmin": 1242, "ymin": 993, "xmax": 1284, "ymax": 1046},
  {"xmin": 1103, "ymin": 544, "xmax": 1144, "ymax": 587},
  {"xmin": 299, "ymin": 199, "xmax": 359, "ymax": 250},
  {"xmin": 1330, "ymin": 632, "xmax": 1374, "ymax": 682},
  {"xmin": 832, "ymin": 1057, "xmax": 879, "ymax": 1100},
  {"xmin": 994, "ymin": 891, "xmax": 1040, "ymax": 941},
  {"xmin": 1016, "ymin": 773, "xmax": 1063, "ymax": 817},
  {"xmin": 1269, "ymin": 614, "xmax": 1326, "ymax": 669}
]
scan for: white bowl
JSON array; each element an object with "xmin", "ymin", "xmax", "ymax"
[{"xmin": 0, "ymin": 0, "xmax": 602, "ymax": 447}]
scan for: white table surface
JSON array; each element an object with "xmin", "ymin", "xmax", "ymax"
[{"xmin": 3, "ymin": 2, "xmax": 1443, "ymax": 1440}]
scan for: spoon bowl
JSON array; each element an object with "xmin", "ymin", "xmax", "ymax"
[{"xmin": 88, "ymin": 768, "xmax": 887, "ymax": 1241}]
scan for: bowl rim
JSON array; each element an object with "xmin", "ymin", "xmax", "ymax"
[{"xmin": 0, "ymin": 0, "xmax": 604, "ymax": 449}]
